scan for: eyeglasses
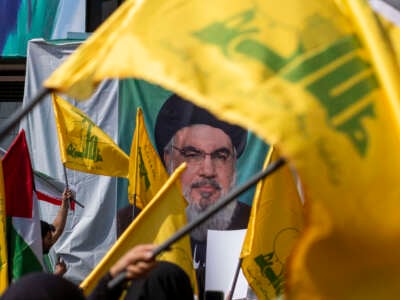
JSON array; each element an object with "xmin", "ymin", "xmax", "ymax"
[{"xmin": 172, "ymin": 146, "xmax": 233, "ymax": 166}]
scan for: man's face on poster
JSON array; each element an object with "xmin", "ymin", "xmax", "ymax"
[{"xmin": 165, "ymin": 124, "xmax": 236, "ymax": 211}]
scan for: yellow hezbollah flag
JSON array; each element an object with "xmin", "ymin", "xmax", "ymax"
[
  {"xmin": 371, "ymin": 11, "xmax": 400, "ymax": 76},
  {"xmin": 46, "ymin": 0, "xmax": 400, "ymax": 298},
  {"xmin": 241, "ymin": 146, "xmax": 303, "ymax": 300},
  {"xmin": 128, "ymin": 108, "xmax": 168, "ymax": 209},
  {"xmin": 52, "ymin": 93, "xmax": 129, "ymax": 177},
  {"xmin": 0, "ymin": 162, "xmax": 8, "ymax": 293},
  {"xmin": 80, "ymin": 163, "xmax": 197, "ymax": 296}
]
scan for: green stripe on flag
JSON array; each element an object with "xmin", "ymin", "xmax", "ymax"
[{"xmin": 7, "ymin": 218, "xmax": 43, "ymax": 280}]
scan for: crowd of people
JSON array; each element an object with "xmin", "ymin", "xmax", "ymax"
[{"xmin": 2, "ymin": 94, "xmax": 253, "ymax": 300}]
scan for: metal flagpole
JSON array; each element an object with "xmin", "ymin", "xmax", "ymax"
[
  {"xmin": 226, "ymin": 258, "xmax": 242, "ymax": 300},
  {"xmin": 0, "ymin": 87, "xmax": 51, "ymax": 143},
  {"xmin": 132, "ymin": 110, "xmax": 141, "ymax": 219},
  {"xmin": 63, "ymin": 164, "xmax": 85, "ymax": 208}
]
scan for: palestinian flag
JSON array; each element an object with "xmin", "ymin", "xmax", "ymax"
[{"xmin": 2, "ymin": 130, "xmax": 44, "ymax": 281}]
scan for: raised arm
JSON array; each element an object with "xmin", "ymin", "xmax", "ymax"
[{"xmin": 51, "ymin": 188, "xmax": 70, "ymax": 243}]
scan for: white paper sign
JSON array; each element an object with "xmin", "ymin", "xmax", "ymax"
[{"xmin": 205, "ymin": 229, "xmax": 249, "ymax": 299}]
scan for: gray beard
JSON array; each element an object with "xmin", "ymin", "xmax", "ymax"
[
  {"xmin": 167, "ymin": 157, "xmax": 237, "ymax": 242},
  {"xmin": 185, "ymin": 192, "xmax": 238, "ymax": 242}
]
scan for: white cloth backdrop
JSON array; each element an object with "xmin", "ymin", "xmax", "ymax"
[{"xmin": 20, "ymin": 39, "xmax": 120, "ymax": 284}]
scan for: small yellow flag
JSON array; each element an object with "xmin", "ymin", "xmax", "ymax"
[
  {"xmin": 80, "ymin": 163, "xmax": 197, "ymax": 296},
  {"xmin": 52, "ymin": 93, "xmax": 129, "ymax": 177},
  {"xmin": 0, "ymin": 162, "xmax": 8, "ymax": 293},
  {"xmin": 128, "ymin": 108, "xmax": 168, "ymax": 209},
  {"xmin": 241, "ymin": 146, "xmax": 303, "ymax": 299}
]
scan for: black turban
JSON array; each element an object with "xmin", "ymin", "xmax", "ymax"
[{"xmin": 155, "ymin": 94, "xmax": 247, "ymax": 159}]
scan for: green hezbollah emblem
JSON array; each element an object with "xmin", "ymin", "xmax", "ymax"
[
  {"xmin": 254, "ymin": 228, "xmax": 301, "ymax": 296},
  {"xmin": 138, "ymin": 147, "xmax": 150, "ymax": 190},
  {"xmin": 193, "ymin": 9, "xmax": 377, "ymax": 157},
  {"xmin": 66, "ymin": 116, "xmax": 103, "ymax": 163},
  {"xmin": 255, "ymin": 252, "xmax": 284, "ymax": 295}
]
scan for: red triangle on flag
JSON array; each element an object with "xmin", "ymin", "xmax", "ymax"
[{"xmin": 2, "ymin": 130, "xmax": 34, "ymax": 218}]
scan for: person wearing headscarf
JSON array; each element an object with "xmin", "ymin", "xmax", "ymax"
[
  {"xmin": 1, "ymin": 272, "xmax": 85, "ymax": 300},
  {"xmin": 2, "ymin": 244, "xmax": 186, "ymax": 300}
]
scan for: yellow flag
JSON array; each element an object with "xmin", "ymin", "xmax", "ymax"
[
  {"xmin": 372, "ymin": 11, "xmax": 400, "ymax": 76},
  {"xmin": 0, "ymin": 162, "xmax": 8, "ymax": 293},
  {"xmin": 52, "ymin": 93, "xmax": 129, "ymax": 177},
  {"xmin": 80, "ymin": 163, "xmax": 197, "ymax": 296},
  {"xmin": 128, "ymin": 108, "xmax": 168, "ymax": 209},
  {"xmin": 241, "ymin": 146, "xmax": 303, "ymax": 299},
  {"xmin": 45, "ymin": 0, "xmax": 400, "ymax": 298}
]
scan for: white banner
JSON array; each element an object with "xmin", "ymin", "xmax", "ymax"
[
  {"xmin": 206, "ymin": 230, "xmax": 249, "ymax": 299},
  {"xmin": 20, "ymin": 39, "xmax": 120, "ymax": 283}
]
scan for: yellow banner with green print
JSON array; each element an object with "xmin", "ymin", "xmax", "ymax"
[
  {"xmin": 52, "ymin": 94, "xmax": 129, "ymax": 177},
  {"xmin": 46, "ymin": 0, "xmax": 400, "ymax": 298},
  {"xmin": 241, "ymin": 145, "xmax": 304, "ymax": 299},
  {"xmin": 128, "ymin": 107, "xmax": 168, "ymax": 209}
]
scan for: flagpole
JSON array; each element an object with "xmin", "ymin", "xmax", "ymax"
[
  {"xmin": 133, "ymin": 109, "xmax": 141, "ymax": 218},
  {"xmin": 107, "ymin": 158, "xmax": 286, "ymax": 290},
  {"xmin": 63, "ymin": 165, "xmax": 69, "ymax": 190},
  {"xmin": 63, "ymin": 165, "xmax": 85, "ymax": 208},
  {"xmin": 226, "ymin": 258, "xmax": 242, "ymax": 300},
  {"xmin": 0, "ymin": 87, "xmax": 51, "ymax": 143}
]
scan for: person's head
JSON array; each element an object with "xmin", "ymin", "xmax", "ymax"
[
  {"xmin": 155, "ymin": 94, "xmax": 247, "ymax": 241},
  {"xmin": 40, "ymin": 220, "xmax": 55, "ymax": 254},
  {"xmin": 1, "ymin": 272, "xmax": 85, "ymax": 300},
  {"xmin": 164, "ymin": 124, "xmax": 236, "ymax": 208}
]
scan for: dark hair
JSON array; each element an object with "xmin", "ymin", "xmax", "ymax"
[
  {"xmin": 1, "ymin": 272, "xmax": 85, "ymax": 300},
  {"xmin": 40, "ymin": 220, "xmax": 55, "ymax": 238}
]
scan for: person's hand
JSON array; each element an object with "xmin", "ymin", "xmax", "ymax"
[
  {"xmin": 54, "ymin": 257, "xmax": 67, "ymax": 276},
  {"xmin": 62, "ymin": 188, "xmax": 72, "ymax": 200},
  {"xmin": 62, "ymin": 188, "xmax": 72, "ymax": 208},
  {"xmin": 109, "ymin": 244, "xmax": 157, "ymax": 280}
]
